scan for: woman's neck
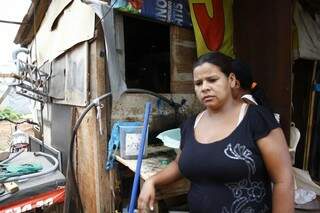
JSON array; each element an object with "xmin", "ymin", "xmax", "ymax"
[{"xmin": 206, "ymin": 98, "xmax": 242, "ymax": 117}]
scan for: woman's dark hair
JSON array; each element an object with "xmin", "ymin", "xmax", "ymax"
[
  {"xmin": 231, "ymin": 59, "xmax": 274, "ymax": 111},
  {"xmin": 231, "ymin": 59, "xmax": 253, "ymax": 91},
  {"xmin": 251, "ymin": 86, "xmax": 269, "ymax": 107},
  {"xmin": 193, "ymin": 51, "xmax": 233, "ymax": 77}
]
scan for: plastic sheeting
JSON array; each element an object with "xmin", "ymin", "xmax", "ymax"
[
  {"xmin": 85, "ymin": 0, "xmax": 127, "ymax": 100},
  {"xmin": 293, "ymin": 167, "xmax": 320, "ymax": 195}
]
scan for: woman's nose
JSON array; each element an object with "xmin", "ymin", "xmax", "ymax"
[{"xmin": 201, "ymin": 81, "xmax": 210, "ymax": 91}]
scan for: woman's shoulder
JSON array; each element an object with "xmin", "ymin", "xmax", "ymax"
[
  {"xmin": 247, "ymin": 104, "xmax": 274, "ymax": 116},
  {"xmin": 246, "ymin": 104, "xmax": 280, "ymax": 140},
  {"xmin": 179, "ymin": 115, "xmax": 197, "ymax": 150},
  {"xmin": 246, "ymin": 104, "xmax": 279, "ymax": 127},
  {"xmin": 180, "ymin": 115, "xmax": 197, "ymax": 129}
]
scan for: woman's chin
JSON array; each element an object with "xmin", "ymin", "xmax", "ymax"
[{"xmin": 203, "ymin": 102, "xmax": 220, "ymax": 110}]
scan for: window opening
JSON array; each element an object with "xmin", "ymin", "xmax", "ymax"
[{"xmin": 123, "ymin": 15, "xmax": 171, "ymax": 93}]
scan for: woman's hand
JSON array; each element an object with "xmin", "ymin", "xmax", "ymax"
[{"xmin": 138, "ymin": 179, "xmax": 156, "ymax": 212}]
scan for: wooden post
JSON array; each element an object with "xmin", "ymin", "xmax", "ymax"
[
  {"xmin": 72, "ymin": 24, "xmax": 113, "ymax": 212},
  {"xmin": 303, "ymin": 61, "xmax": 318, "ymax": 170}
]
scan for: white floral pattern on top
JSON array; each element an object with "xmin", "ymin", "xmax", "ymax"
[{"xmin": 222, "ymin": 143, "xmax": 269, "ymax": 213}]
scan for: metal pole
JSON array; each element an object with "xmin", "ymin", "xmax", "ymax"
[{"xmin": 128, "ymin": 102, "xmax": 152, "ymax": 213}]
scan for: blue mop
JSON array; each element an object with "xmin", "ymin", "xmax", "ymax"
[{"xmin": 128, "ymin": 102, "xmax": 152, "ymax": 213}]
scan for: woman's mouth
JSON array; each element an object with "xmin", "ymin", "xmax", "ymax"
[{"xmin": 202, "ymin": 95, "xmax": 215, "ymax": 102}]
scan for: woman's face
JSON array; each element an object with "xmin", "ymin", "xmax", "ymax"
[{"xmin": 193, "ymin": 62, "xmax": 234, "ymax": 110}]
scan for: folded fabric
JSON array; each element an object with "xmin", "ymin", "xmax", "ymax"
[
  {"xmin": 6, "ymin": 163, "xmax": 42, "ymax": 174},
  {"xmin": 0, "ymin": 163, "xmax": 43, "ymax": 181}
]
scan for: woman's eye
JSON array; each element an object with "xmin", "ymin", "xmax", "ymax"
[
  {"xmin": 194, "ymin": 81, "xmax": 202, "ymax": 86},
  {"xmin": 208, "ymin": 78, "xmax": 218, "ymax": 83}
]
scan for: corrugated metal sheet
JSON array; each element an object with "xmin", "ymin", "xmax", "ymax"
[
  {"xmin": 29, "ymin": 0, "xmax": 95, "ymax": 66},
  {"xmin": 14, "ymin": 0, "xmax": 51, "ymax": 46},
  {"xmin": 52, "ymin": 42, "xmax": 89, "ymax": 106}
]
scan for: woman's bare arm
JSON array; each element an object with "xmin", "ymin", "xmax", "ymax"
[
  {"xmin": 138, "ymin": 153, "xmax": 183, "ymax": 211},
  {"xmin": 257, "ymin": 128, "xmax": 294, "ymax": 213}
]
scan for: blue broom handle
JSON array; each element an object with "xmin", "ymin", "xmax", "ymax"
[{"xmin": 129, "ymin": 102, "xmax": 152, "ymax": 213}]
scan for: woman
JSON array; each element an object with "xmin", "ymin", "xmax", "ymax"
[{"xmin": 138, "ymin": 52, "xmax": 294, "ymax": 213}]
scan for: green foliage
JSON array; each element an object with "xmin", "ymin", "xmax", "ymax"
[{"xmin": 0, "ymin": 107, "xmax": 22, "ymax": 121}]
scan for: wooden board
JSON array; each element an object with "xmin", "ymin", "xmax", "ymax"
[
  {"xmin": 115, "ymin": 147, "xmax": 190, "ymax": 200},
  {"xmin": 234, "ymin": 0, "xmax": 292, "ymax": 140},
  {"xmin": 66, "ymin": 24, "xmax": 112, "ymax": 213},
  {"xmin": 115, "ymin": 147, "xmax": 173, "ymax": 180},
  {"xmin": 170, "ymin": 26, "xmax": 197, "ymax": 93}
]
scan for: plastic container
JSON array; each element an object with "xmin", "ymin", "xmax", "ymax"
[{"xmin": 119, "ymin": 122, "xmax": 148, "ymax": 159}]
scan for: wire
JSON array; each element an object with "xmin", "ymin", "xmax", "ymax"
[
  {"xmin": 0, "ymin": 20, "xmax": 29, "ymax": 25},
  {"xmin": 66, "ymin": 92, "xmax": 112, "ymax": 212},
  {"xmin": 0, "ymin": 150, "xmax": 24, "ymax": 165},
  {"xmin": 125, "ymin": 88, "xmax": 185, "ymax": 124},
  {"xmin": 0, "ymin": 118, "xmax": 39, "ymax": 126},
  {"xmin": 66, "ymin": 89, "xmax": 184, "ymax": 212},
  {"xmin": 0, "ymin": 152, "xmax": 59, "ymax": 183},
  {"xmin": 40, "ymin": 103, "xmax": 44, "ymax": 152},
  {"xmin": 125, "ymin": 88, "xmax": 182, "ymax": 110}
]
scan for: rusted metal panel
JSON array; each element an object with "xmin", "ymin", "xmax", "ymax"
[
  {"xmin": 234, "ymin": 0, "xmax": 292, "ymax": 139},
  {"xmin": 48, "ymin": 56, "xmax": 66, "ymax": 100},
  {"xmin": 41, "ymin": 103, "xmax": 73, "ymax": 173},
  {"xmin": 22, "ymin": 0, "xmax": 95, "ymax": 66},
  {"xmin": 52, "ymin": 42, "xmax": 89, "ymax": 106}
]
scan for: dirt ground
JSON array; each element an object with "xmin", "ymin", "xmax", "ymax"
[{"xmin": 0, "ymin": 121, "xmax": 34, "ymax": 151}]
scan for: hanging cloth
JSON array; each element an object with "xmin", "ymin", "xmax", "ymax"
[{"xmin": 294, "ymin": 2, "xmax": 320, "ymax": 60}]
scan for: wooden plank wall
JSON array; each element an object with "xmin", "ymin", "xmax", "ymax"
[
  {"xmin": 170, "ymin": 26, "xmax": 197, "ymax": 93},
  {"xmin": 74, "ymin": 25, "xmax": 113, "ymax": 212},
  {"xmin": 233, "ymin": 0, "xmax": 292, "ymax": 139}
]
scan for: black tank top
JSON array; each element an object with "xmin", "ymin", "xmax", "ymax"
[{"xmin": 178, "ymin": 104, "xmax": 280, "ymax": 213}]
